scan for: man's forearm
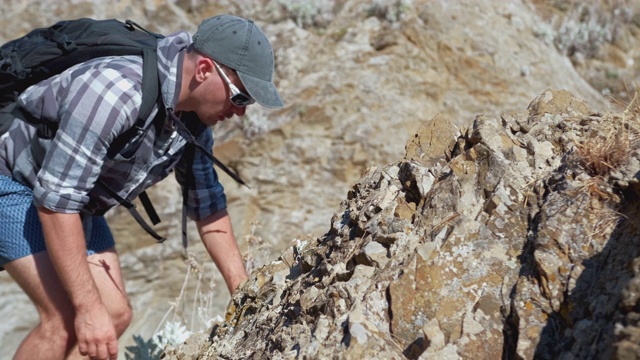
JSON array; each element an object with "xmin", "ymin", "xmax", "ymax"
[
  {"xmin": 196, "ymin": 209, "xmax": 248, "ymax": 294},
  {"xmin": 37, "ymin": 208, "xmax": 102, "ymax": 308},
  {"xmin": 38, "ymin": 207, "xmax": 119, "ymax": 358}
]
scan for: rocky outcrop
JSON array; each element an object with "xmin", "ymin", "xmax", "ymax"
[{"xmin": 165, "ymin": 90, "xmax": 640, "ymax": 359}]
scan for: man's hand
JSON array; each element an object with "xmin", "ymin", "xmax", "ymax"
[{"xmin": 75, "ymin": 303, "xmax": 118, "ymax": 360}]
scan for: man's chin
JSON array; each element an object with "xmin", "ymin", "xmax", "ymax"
[{"xmin": 203, "ymin": 115, "xmax": 224, "ymax": 125}]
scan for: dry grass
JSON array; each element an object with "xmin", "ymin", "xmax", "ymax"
[
  {"xmin": 574, "ymin": 93, "xmax": 640, "ymax": 203},
  {"xmin": 576, "ymin": 94, "xmax": 639, "ymax": 173},
  {"xmin": 242, "ymin": 221, "xmax": 272, "ymax": 274},
  {"xmin": 575, "ymin": 125, "xmax": 630, "ymax": 178},
  {"xmin": 575, "ymin": 131, "xmax": 629, "ymax": 177},
  {"xmin": 569, "ymin": 94, "xmax": 640, "ymax": 243}
]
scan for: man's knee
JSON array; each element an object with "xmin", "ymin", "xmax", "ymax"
[
  {"xmin": 38, "ymin": 316, "xmax": 76, "ymax": 351},
  {"xmin": 112, "ymin": 303, "xmax": 133, "ymax": 335}
]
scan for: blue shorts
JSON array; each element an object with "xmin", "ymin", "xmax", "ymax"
[{"xmin": 0, "ymin": 175, "xmax": 115, "ymax": 269}]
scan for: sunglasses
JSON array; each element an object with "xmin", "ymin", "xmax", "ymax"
[{"xmin": 213, "ymin": 61, "xmax": 255, "ymax": 107}]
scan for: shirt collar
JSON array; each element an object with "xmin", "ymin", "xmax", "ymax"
[{"xmin": 156, "ymin": 31, "xmax": 192, "ymax": 112}]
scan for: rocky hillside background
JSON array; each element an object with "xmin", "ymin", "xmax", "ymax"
[{"xmin": 0, "ymin": 0, "xmax": 639, "ymax": 358}]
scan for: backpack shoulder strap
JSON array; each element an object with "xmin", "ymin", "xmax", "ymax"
[
  {"xmin": 103, "ymin": 45, "xmax": 167, "ymax": 241},
  {"xmin": 97, "ymin": 179, "xmax": 166, "ymax": 242},
  {"xmin": 138, "ymin": 47, "xmax": 161, "ymax": 124},
  {"xmin": 106, "ymin": 47, "xmax": 164, "ymax": 158},
  {"xmin": 181, "ymin": 142, "xmax": 197, "ymax": 251}
]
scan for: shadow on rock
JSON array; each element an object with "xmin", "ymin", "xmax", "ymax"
[{"xmin": 532, "ymin": 180, "xmax": 640, "ymax": 359}]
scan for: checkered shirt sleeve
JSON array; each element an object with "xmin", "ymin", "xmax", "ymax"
[
  {"xmin": 174, "ymin": 125, "xmax": 227, "ymax": 221},
  {"xmin": 19, "ymin": 57, "xmax": 143, "ymax": 213}
]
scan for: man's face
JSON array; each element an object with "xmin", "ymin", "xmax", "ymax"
[{"xmin": 198, "ymin": 62, "xmax": 252, "ymax": 126}]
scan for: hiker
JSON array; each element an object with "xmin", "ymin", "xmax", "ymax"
[{"xmin": 0, "ymin": 14, "xmax": 283, "ymax": 360}]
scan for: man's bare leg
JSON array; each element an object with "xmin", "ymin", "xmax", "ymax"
[{"xmin": 5, "ymin": 248, "xmax": 132, "ymax": 360}]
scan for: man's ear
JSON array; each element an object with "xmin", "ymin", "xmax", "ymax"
[{"xmin": 195, "ymin": 57, "xmax": 214, "ymax": 82}]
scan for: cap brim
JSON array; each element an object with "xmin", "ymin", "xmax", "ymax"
[{"xmin": 237, "ymin": 72, "xmax": 284, "ymax": 109}]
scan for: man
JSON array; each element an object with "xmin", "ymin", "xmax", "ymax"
[{"xmin": 0, "ymin": 14, "xmax": 283, "ymax": 360}]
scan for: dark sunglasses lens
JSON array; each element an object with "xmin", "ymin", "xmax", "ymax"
[{"xmin": 231, "ymin": 93, "xmax": 254, "ymax": 107}]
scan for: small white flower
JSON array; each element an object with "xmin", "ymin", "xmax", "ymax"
[{"xmin": 152, "ymin": 321, "xmax": 192, "ymax": 349}]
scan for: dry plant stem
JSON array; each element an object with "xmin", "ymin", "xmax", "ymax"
[
  {"xmin": 205, "ymin": 268, "xmax": 216, "ymax": 325},
  {"xmin": 153, "ymin": 263, "xmax": 193, "ymax": 336},
  {"xmin": 154, "ymin": 304, "xmax": 176, "ymax": 338},
  {"xmin": 173, "ymin": 264, "xmax": 191, "ymax": 323},
  {"xmin": 624, "ymin": 92, "xmax": 639, "ymax": 114},
  {"xmin": 191, "ymin": 271, "xmax": 203, "ymax": 330}
]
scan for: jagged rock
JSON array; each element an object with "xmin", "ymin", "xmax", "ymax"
[
  {"xmin": 404, "ymin": 114, "xmax": 460, "ymax": 167},
  {"xmin": 163, "ymin": 90, "xmax": 640, "ymax": 359}
]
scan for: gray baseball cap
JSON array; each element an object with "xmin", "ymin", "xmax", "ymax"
[{"xmin": 193, "ymin": 15, "xmax": 284, "ymax": 109}]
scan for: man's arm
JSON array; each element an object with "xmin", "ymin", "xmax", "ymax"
[
  {"xmin": 37, "ymin": 208, "xmax": 118, "ymax": 360},
  {"xmin": 196, "ymin": 209, "xmax": 248, "ymax": 294}
]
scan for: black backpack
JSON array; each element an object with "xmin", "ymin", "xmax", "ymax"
[
  {"xmin": 0, "ymin": 18, "xmax": 246, "ymax": 243},
  {"xmin": 0, "ymin": 18, "xmax": 163, "ymax": 136}
]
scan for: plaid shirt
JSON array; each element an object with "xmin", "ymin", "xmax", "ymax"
[{"xmin": 0, "ymin": 31, "xmax": 226, "ymax": 220}]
